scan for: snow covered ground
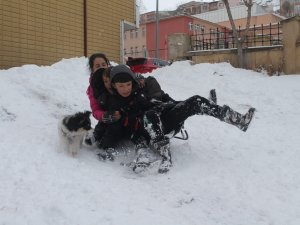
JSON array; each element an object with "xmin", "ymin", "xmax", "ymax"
[{"xmin": 0, "ymin": 57, "xmax": 300, "ymax": 225}]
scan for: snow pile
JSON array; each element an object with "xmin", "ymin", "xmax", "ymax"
[{"xmin": 0, "ymin": 58, "xmax": 300, "ymax": 225}]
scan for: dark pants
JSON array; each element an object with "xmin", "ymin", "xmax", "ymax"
[
  {"xmin": 94, "ymin": 122, "xmax": 106, "ymax": 142},
  {"xmin": 95, "ymin": 121, "xmax": 126, "ymax": 149},
  {"xmin": 144, "ymin": 95, "xmax": 222, "ymax": 141}
]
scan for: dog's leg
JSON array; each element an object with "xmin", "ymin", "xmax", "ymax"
[{"xmin": 68, "ymin": 137, "xmax": 77, "ymax": 157}]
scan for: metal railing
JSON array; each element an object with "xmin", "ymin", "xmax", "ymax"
[{"xmin": 191, "ymin": 22, "xmax": 283, "ymax": 51}]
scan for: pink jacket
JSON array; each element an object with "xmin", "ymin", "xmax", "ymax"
[{"xmin": 87, "ymin": 78, "xmax": 104, "ymax": 121}]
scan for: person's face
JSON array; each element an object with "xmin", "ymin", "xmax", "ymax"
[
  {"xmin": 113, "ymin": 81, "xmax": 133, "ymax": 97},
  {"xmin": 102, "ymin": 75, "xmax": 112, "ymax": 92},
  {"xmin": 93, "ymin": 57, "xmax": 108, "ymax": 72}
]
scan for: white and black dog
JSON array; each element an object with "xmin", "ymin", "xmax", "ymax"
[{"xmin": 59, "ymin": 111, "xmax": 92, "ymax": 156}]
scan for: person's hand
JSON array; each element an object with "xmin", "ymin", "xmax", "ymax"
[
  {"xmin": 114, "ymin": 111, "xmax": 121, "ymax": 121},
  {"xmin": 102, "ymin": 111, "xmax": 121, "ymax": 123}
]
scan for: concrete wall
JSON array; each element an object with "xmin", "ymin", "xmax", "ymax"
[
  {"xmin": 190, "ymin": 49, "xmax": 238, "ymax": 67},
  {"xmin": 281, "ymin": 16, "xmax": 300, "ymax": 74},
  {"xmin": 0, "ymin": 0, "xmax": 135, "ymax": 69},
  {"xmin": 168, "ymin": 33, "xmax": 191, "ymax": 61},
  {"xmin": 189, "ymin": 16, "xmax": 300, "ymax": 75}
]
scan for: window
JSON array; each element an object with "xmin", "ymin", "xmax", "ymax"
[
  {"xmin": 130, "ymin": 30, "xmax": 134, "ymax": 39},
  {"xmin": 142, "ymin": 28, "xmax": 146, "ymax": 37},
  {"xmin": 135, "ymin": 46, "xmax": 138, "ymax": 55},
  {"xmin": 188, "ymin": 22, "xmax": 193, "ymax": 31},
  {"xmin": 130, "ymin": 47, "xmax": 134, "ymax": 55},
  {"xmin": 124, "ymin": 48, "xmax": 127, "ymax": 55},
  {"xmin": 135, "ymin": 30, "xmax": 138, "ymax": 38}
]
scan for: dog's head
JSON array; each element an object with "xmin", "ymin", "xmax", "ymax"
[{"xmin": 63, "ymin": 111, "xmax": 92, "ymax": 132}]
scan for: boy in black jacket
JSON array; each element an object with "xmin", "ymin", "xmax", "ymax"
[{"xmin": 99, "ymin": 65, "xmax": 255, "ymax": 173}]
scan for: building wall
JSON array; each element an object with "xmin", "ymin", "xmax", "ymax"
[
  {"xmin": 189, "ymin": 16, "xmax": 300, "ymax": 75},
  {"xmin": 218, "ymin": 14, "xmax": 283, "ymax": 28},
  {"xmin": 194, "ymin": 3, "xmax": 273, "ymax": 23},
  {"xmin": 145, "ymin": 15, "xmax": 221, "ymax": 59},
  {"xmin": 146, "ymin": 16, "xmax": 194, "ymax": 59},
  {"xmin": 0, "ymin": 0, "xmax": 135, "ymax": 69},
  {"xmin": 124, "ymin": 24, "xmax": 146, "ymax": 58},
  {"xmin": 282, "ymin": 16, "xmax": 300, "ymax": 74},
  {"xmin": 86, "ymin": 0, "xmax": 135, "ymax": 63},
  {"xmin": 228, "ymin": 0, "xmax": 243, "ymax": 7},
  {"xmin": 168, "ymin": 33, "xmax": 191, "ymax": 60},
  {"xmin": 190, "ymin": 46, "xmax": 284, "ymax": 74}
]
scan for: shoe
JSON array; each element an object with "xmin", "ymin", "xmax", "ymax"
[
  {"xmin": 133, "ymin": 143, "xmax": 151, "ymax": 173},
  {"xmin": 158, "ymin": 157, "xmax": 172, "ymax": 174},
  {"xmin": 239, "ymin": 108, "xmax": 255, "ymax": 132},
  {"xmin": 208, "ymin": 89, "xmax": 217, "ymax": 104},
  {"xmin": 151, "ymin": 138, "xmax": 172, "ymax": 173},
  {"xmin": 220, "ymin": 106, "xmax": 255, "ymax": 132},
  {"xmin": 97, "ymin": 148, "xmax": 115, "ymax": 161}
]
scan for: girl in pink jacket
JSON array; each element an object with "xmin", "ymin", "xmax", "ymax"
[{"xmin": 85, "ymin": 53, "xmax": 111, "ymax": 145}]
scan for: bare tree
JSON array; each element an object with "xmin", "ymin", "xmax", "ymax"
[
  {"xmin": 138, "ymin": 0, "xmax": 147, "ymax": 13},
  {"xmin": 223, "ymin": 0, "xmax": 253, "ymax": 68},
  {"xmin": 281, "ymin": 1, "xmax": 294, "ymax": 17}
]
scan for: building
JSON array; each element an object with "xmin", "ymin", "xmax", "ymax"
[
  {"xmin": 176, "ymin": 1, "xmax": 208, "ymax": 15},
  {"xmin": 124, "ymin": 24, "xmax": 147, "ymax": 58},
  {"xmin": 194, "ymin": 3, "xmax": 274, "ymax": 23},
  {"xmin": 218, "ymin": 13, "xmax": 285, "ymax": 28},
  {"xmin": 0, "ymin": 0, "xmax": 137, "ymax": 69},
  {"xmin": 175, "ymin": 0, "xmax": 240, "ymax": 15},
  {"xmin": 140, "ymin": 11, "xmax": 175, "ymax": 23},
  {"xmin": 128, "ymin": 15, "xmax": 224, "ymax": 60}
]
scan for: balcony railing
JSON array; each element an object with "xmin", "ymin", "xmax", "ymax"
[{"xmin": 190, "ymin": 22, "xmax": 283, "ymax": 51}]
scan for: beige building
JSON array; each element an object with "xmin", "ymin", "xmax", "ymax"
[
  {"xmin": 124, "ymin": 23, "xmax": 147, "ymax": 58},
  {"xmin": 0, "ymin": 0, "xmax": 136, "ymax": 69},
  {"xmin": 218, "ymin": 13, "xmax": 284, "ymax": 28}
]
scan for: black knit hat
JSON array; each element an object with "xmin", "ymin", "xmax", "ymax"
[
  {"xmin": 110, "ymin": 65, "xmax": 136, "ymax": 83},
  {"xmin": 112, "ymin": 72, "xmax": 133, "ymax": 83}
]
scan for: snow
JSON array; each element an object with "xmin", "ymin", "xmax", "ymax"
[{"xmin": 1, "ymin": 57, "xmax": 300, "ymax": 225}]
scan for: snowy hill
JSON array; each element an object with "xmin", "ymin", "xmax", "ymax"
[{"xmin": 1, "ymin": 58, "xmax": 300, "ymax": 225}]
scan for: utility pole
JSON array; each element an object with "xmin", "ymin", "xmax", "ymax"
[{"xmin": 155, "ymin": 0, "xmax": 159, "ymax": 58}]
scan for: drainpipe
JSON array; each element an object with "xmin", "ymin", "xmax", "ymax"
[
  {"xmin": 83, "ymin": 0, "xmax": 87, "ymax": 57},
  {"xmin": 155, "ymin": 0, "xmax": 159, "ymax": 58}
]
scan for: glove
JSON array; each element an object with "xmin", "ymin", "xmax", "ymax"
[{"xmin": 102, "ymin": 111, "xmax": 119, "ymax": 124}]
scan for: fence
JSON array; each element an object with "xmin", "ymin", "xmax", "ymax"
[{"xmin": 190, "ymin": 22, "xmax": 283, "ymax": 51}]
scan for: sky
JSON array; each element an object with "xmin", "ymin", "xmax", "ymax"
[
  {"xmin": 0, "ymin": 57, "xmax": 300, "ymax": 225},
  {"xmin": 141, "ymin": 0, "xmax": 198, "ymax": 12}
]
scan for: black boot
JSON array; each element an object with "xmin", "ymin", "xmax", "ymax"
[
  {"xmin": 143, "ymin": 110, "xmax": 172, "ymax": 173},
  {"xmin": 220, "ymin": 105, "xmax": 255, "ymax": 132},
  {"xmin": 151, "ymin": 138, "xmax": 172, "ymax": 174},
  {"xmin": 132, "ymin": 142, "xmax": 151, "ymax": 173},
  {"xmin": 96, "ymin": 147, "xmax": 115, "ymax": 161},
  {"xmin": 208, "ymin": 89, "xmax": 217, "ymax": 104}
]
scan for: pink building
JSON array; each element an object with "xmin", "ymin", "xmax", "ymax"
[{"xmin": 146, "ymin": 15, "xmax": 224, "ymax": 60}]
